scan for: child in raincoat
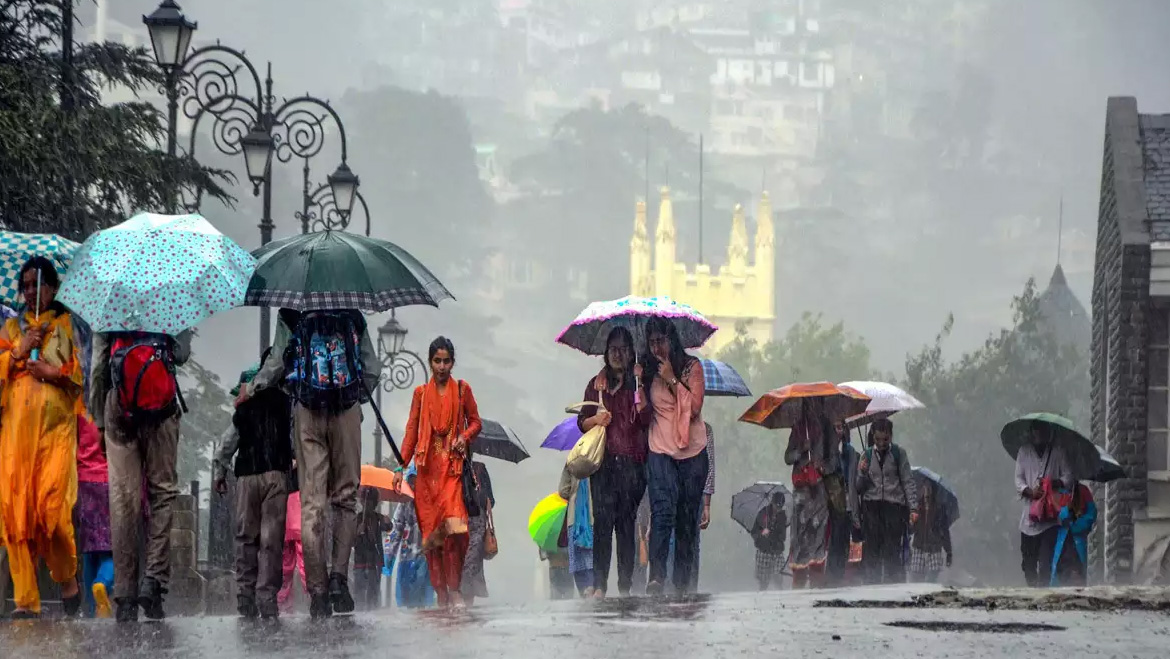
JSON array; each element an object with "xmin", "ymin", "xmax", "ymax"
[
  {"xmin": 1050, "ymin": 481, "xmax": 1096, "ymax": 587},
  {"xmin": 388, "ymin": 464, "xmax": 435, "ymax": 608}
]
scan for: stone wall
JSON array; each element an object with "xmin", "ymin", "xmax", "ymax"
[{"xmin": 169, "ymin": 493, "xmax": 206, "ymax": 616}]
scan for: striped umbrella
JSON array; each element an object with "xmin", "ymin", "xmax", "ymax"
[{"xmin": 702, "ymin": 359, "xmax": 751, "ymax": 397}]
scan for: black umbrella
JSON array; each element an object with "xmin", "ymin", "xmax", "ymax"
[
  {"xmin": 1093, "ymin": 446, "xmax": 1125, "ymax": 483},
  {"xmin": 472, "ymin": 419, "xmax": 530, "ymax": 463},
  {"xmin": 730, "ymin": 481, "xmax": 792, "ymax": 533}
]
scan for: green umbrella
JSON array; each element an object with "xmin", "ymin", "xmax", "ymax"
[
  {"xmin": 1000, "ymin": 412, "xmax": 1101, "ymax": 481},
  {"xmin": 244, "ymin": 230, "xmax": 453, "ymax": 312}
]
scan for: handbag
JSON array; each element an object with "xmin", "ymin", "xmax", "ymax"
[
  {"xmin": 792, "ymin": 462, "xmax": 822, "ymax": 488},
  {"xmin": 564, "ymin": 400, "xmax": 607, "ymax": 479},
  {"xmin": 454, "ymin": 381, "xmax": 482, "ymax": 518},
  {"xmin": 1028, "ymin": 477, "xmax": 1064, "ymax": 523},
  {"xmin": 483, "ymin": 500, "xmax": 499, "ymax": 560}
]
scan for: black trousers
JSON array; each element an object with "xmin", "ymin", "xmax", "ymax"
[
  {"xmin": 861, "ymin": 501, "xmax": 908, "ymax": 585},
  {"xmin": 591, "ymin": 453, "xmax": 647, "ymax": 594},
  {"xmin": 827, "ymin": 509, "xmax": 852, "ymax": 585},
  {"xmin": 1020, "ymin": 527, "xmax": 1059, "ymax": 587}
]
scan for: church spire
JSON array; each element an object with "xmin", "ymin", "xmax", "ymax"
[{"xmin": 728, "ymin": 203, "xmax": 748, "ymax": 276}]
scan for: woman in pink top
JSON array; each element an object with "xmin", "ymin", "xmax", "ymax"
[
  {"xmin": 76, "ymin": 414, "xmax": 114, "ymax": 617},
  {"xmin": 641, "ymin": 316, "xmax": 707, "ymax": 595}
]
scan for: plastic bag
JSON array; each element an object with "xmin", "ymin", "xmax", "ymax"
[{"xmin": 564, "ymin": 400, "xmax": 607, "ymax": 479}]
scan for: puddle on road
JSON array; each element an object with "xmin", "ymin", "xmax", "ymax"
[{"xmin": 885, "ymin": 620, "xmax": 1066, "ymax": 633}]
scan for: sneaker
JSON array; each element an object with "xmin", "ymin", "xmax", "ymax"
[
  {"xmin": 115, "ymin": 597, "xmax": 138, "ymax": 623},
  {"xmin": 93, "ymin": 583, "xmax": 112, "ymax": 619},
  {"xmin": 328, "ymin": 572, "xmax": 354, "ymax": 614},
  {"xmin": 645, "ymin": 580, "xmax": 664, "ymax": 596},
  {"xmin": 237, "ymin": 594, "xmax": 259, "ymax": 619},
  {"xmin": 309, "ymin": 594, "xmax": 332, "ymax": 620},
  {"xmin": 138, "ymin": 577, "xmax": 167, "ymax": 620},
  {"xmin": 258, "ymin": 599, "xmax": 279, "ymax": 620}
]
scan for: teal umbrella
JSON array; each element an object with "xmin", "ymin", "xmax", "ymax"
[
  {"xmin": 1000, "ymin": 412, "xmax": 1101, "ymax": 482},
  {"xmin": 0, "ymin": 232, "xmax": 80, "ymax": 305},
  {"xmin": 58, "ymin": 213, "xmax": 256, "ymax": 335},
  {"xmin": 244, "ymin": 231, "xmax": 453, "ymax": 312}
]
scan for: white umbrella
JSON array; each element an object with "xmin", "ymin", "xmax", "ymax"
[{"xmin": 838, "ymin": 380, "xmax": 925, "ymax": 429}]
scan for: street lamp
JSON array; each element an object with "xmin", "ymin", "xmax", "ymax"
[
  {"xmin": 144, "ymin": 1, "xmax": 359, "ymax": 353},
  {"xmin": 371, "ymin": 311, "xmax": 428, "ymax": 466},
  {"xmin": 295, "ymin": 180, "xmax": 371, "ymax": 235}
]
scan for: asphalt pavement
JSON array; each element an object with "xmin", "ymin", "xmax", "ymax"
[{"xmin": 1, "ymin": 584, "xmax": 1166, "ymax": 658}]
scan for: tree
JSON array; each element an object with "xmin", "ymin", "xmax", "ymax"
[
  {"xmin": 899, "ymin": 279, "xmax": 1089, "ymax": 583},
  {"xmin": 700, "ymin": 314, "xmax": 875, "ymax": 590},
  {"xmin": 176, "ymin": 357, "xmax": 233, "ymax": 488},
  {"xmin": 0, "ymin": 1, "xmax": 231, "ymax": 239}
]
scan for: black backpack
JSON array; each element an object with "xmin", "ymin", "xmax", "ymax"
[{"xmin": 285, "ymin": 310, "xmax": 365, "ymax": 411}]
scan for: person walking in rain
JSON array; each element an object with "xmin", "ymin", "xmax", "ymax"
[
  {"xmin": 1050, "ymin": 480, "xmax": 1096, "ymax": 587},
  {"xmin": 461, "ymin": 460, "xmax": 495, "ymax": 606},
  {"xmin": 214, "ymin": 354, "xmax": 293, "ymax": 619},
  {"xmin": 0, "ymin": 258, "xmax": 86, "ymax": 618},
  {"xmin": 577, "ymin": 327, "xmax": 649, "ymax": 598},
  {"xmin": 277, "ymin": 467, "xmax": 306, "ymax": 613},
  {"xmin": 394, "ymin": 337, "xmax": 482, "ymax": 608},
  {"xmin": 1014, "ymin": 420, "xmax": 1073, "ymax": 587},
  {"xmin": 643, "ymin": 317, "xmax": 707, "ymax": 596},
  {"xmin": 752, "ymin": 492, "xmax": 789, "ymax": 591},
  {"xmin": 352, "ymin": 487, "xmax": 390, "ymax": 610},
  {"xmin": 237, "ymin": 308, "xmax": 381, "ymax": 618},
  {"xmin": 827, "ymin": 420, "xmax": 857, "ymax": 585},
  {"xmin": 907, "ymin": 479, "xmax": 952, "ymax": 583},
  {"xmin": 387, "ymin": 465, "xmax": 435, "ymax": 608},
  {"xmin": 559, "ymin": 462, "xmax": 595, "ymax": 597},
  {"xmin": 853, "ymin": 419, "xmax": 917, "ymax": 585},
  {"xmin": 784, "ymin": 400, "xmax": 833, "ymax": 588}
]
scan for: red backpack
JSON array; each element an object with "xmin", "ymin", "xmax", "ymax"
[{"xmin": 109, "ymin": 333, "xmax": 186, "ymax": 424}]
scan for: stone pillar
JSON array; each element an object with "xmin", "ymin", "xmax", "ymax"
[
  {"xmin": 168, "ymin": 493, "xmax": 205, "ymax": 616},
  {"xmin": 209, "ymin": 476, "xmax": 236, "ymax": 570}
]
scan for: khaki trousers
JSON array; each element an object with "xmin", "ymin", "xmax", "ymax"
[{"xmin": 234, "ymin": 471, "xmax": 288, "ymax": 603}]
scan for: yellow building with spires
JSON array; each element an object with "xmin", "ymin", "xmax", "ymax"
[{"xmin": 630, "ymin": 187, "xmax": 776, "ymax": 355}]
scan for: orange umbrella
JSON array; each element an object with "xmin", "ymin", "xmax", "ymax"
[
  {"xmin": 360, "ymin": 464, "xmax": 414, "ymax": 503},
  {"xmin": 739, "ymin": 381, "xmax": 871, "ymax": 430}
]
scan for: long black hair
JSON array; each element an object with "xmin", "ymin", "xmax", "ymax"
[
  {"xmin": 642, "ymin": 316, "xmax": 697, "ymax": 407},
  {"xmin": 428, "ymin": 336, "xmax": 456, "ymax": 362},
  {"xmin": 604, "ymin": 326, "xmax": 636, "ymax": 391}
]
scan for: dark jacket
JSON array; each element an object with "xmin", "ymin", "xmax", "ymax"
[
  {"xmin": 215, "ymin": 386, "xmax": 293, "ymax": 479},
  {"xmin": 752, "ymin": 506, "xmax": 787, "ymax": 554}
]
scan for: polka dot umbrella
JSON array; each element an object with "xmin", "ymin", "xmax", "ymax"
[{"xmin": 57, "ymin": 213, "xmax": 257, "ymax": 335}]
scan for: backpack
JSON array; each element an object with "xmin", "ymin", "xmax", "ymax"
[
  {"xmin": 109, "ymin": 332, "xmax": 185, "ymax": 424},
  {"xmin": 286, "ymin": 310, "xmax": 365, "ymax": 410}
]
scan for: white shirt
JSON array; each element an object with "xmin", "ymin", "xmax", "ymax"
[{"xmin": 1015, "ymin": 442, "xmax": 1073, "ymax": 536}]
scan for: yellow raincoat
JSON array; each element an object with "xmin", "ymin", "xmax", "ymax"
[{"xmin": 0, "ymin": 307, "xmax": 84, "ymax": 612}]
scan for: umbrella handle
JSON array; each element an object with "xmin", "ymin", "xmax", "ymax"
[{"xmin": 360, "ymin": 379, "xmax": 406, "ymax": 467}]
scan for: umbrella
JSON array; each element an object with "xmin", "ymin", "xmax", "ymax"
[
  {"xmin": 702, "ymin": 359, "xmax": 751, "ymax": 397},
  {"xmin": 739, "ymin": 382, "xmax": 871, "ymax": 430},
  {"xmin": 0, "ymin": 232, "xmax": 80, "ymax": 306},
  {"xmin": 1093, "ymin": 446, "xmax": 1125, "ymax": 483},
  {"xmin": 57, "ymin": 213, "xmax": 256, "ymax": 335},
  {"xmin": 541, "ymin": 417, "xmax": 582, "ymax": 451},
  {"xmin": 528, "ymin": 492, "xmax": 568, "ymax": 553},
  {"xmin": 1000, "ymin": 412, "xmax": 1101, "ymax": 482},
  {"xmin": 556, "ymin": 295, "xmax": 717, "ymax": 355},
  {"xmin": 912, "ymin": 467, "xmax": 960, "ymax": 528},
  {"xmin": 838, "ymin": 380, "xmax": 925, "ymax": 428},
  {"xmin": 245, "ymin": 230, "xmax": 453, "ymax": 312},
  {"xmin": 730, "ymin": 481, "xmax": 792, "ymax": 533},
  {"xmin": 473, "ymin": 419, "xmax": 530, "ymax": 463},
  {"xmin": 360, "ymin": 464, "xmax": 414, "ymax": 503}
]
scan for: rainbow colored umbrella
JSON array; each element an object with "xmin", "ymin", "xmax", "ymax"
[{"xmin": 528, "ymin": 492, "xmax": 568, "ymax": 552}]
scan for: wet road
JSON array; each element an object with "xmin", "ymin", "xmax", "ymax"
[{"xmin": 1, "ymin": 584, "xmax": 1166, "ymax": 658}]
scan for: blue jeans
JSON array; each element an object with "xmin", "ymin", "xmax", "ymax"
[
  {"xmin": 81, "ymin": 551, "xmax": 114, "ymax": 617},
  {"xmin": 666, "ymin": 503, "xmax": 703, "ymax": 591},
  {"xmin": 647, "ymin": 450, "xmax": 708, "ymax": 593}
]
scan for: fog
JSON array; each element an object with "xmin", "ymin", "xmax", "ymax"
[{"xmin": 83, "ymin": 0, "xmax": 1170, "ymax": 600}]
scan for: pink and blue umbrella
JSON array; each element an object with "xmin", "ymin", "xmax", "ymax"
[
  {"xmin": 541, "ymin": 417, "xmax": 582, "ymax": 451},
  {"xmin": 556, "ymin": 295, "xmax": 718, "ymax": 355}
]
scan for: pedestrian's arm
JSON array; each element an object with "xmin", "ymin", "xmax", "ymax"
[
  {"xmin": 674, "ymin": 359, "xmax": 706, "ymax": 420},
  {"xmin": 703, "ymin": 428, "xmax": 715, "ymax": 496},
  {"xmin": 359, "ymin": 326, "xmax": 382, "ymax": 394},
  {"xmin": 577, "ymin": 382, "xmax": 602, "ymax": 432},
  {"xmin": 89, "ymin": 332, "xmax": 110, "ymax": 429},
  {"xmin": 900, "ymin": 448, "xmax": 917, "ymax": 511},
  {"xmin": 171, "ymin": 329, "xmax": 193, "ymax": 366},
  {"xmin": 460, "ymin": 382, "xmax": 484, "ymax": 442},
  {"xmin": 942, "ymin": 523, "xmax": 953, "ymax": 557},
  {"xmin": 1015, "ymin": 451, "xmax": 1030, "ymax": 498},
  {"xmin": 784, "ymin": 428, "xmax": 802, "ymax": 466},
  {"xmin": 558, "ymin": 466, "xmax": 573, "ymax": 500},
  {"xmin": 212, "ymin": 426, "xmax": 240, "ymax": 483},
  {"xmin": 246, "ymin": 324, "xmax": 289, "ymax": 396},
  {"xmin": 400, "ymin": 387, "xmax": 424, "ymax": 466}
]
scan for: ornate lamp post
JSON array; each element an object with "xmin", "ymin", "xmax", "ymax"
[
  {"xmin": 372, "ymin": 312, "xmax": 428, "ymax": 466},
  {"xmin": 143, "ymin": 0, "xmax": 360, "ymax": 352},
  {"xmin": 295, "ymin": 174, "xmax": 371, "ymax": 235}
]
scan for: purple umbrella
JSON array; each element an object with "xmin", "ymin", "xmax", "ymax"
[{"xmin": 541, "ymin": 417, "xmax": 583, "ymax": 451}]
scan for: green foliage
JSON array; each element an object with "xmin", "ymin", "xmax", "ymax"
[
  {"xmin": 700, "ymin": 314, "xmax": 875, "ymax": 590},
  {"xmin": 899, "ymin": 279, "xmax": 1089, "ymax": 583},
  {"xmin": 0, "ymin": 1, "xmax": 232, "ymax": 239}
]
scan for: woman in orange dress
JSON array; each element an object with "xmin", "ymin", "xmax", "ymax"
[
  {"xmin": 397, "ymin": 336, "xmax": 482, "ymax": 608},
  {"xmin": 0, "ymin": 257, "xmax": 85, "ymax": 618}
]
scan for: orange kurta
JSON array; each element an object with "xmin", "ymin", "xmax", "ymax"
[
  {"xmin": 0, "ymin": 309, "xmax": 85, "ymax": 611},
  {"xmin": 401, "ymin": 378, "xmax": 482, "ymax": 547}
]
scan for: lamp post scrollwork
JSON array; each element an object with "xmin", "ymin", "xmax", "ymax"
[{"xmin": 372, "ymin": 311, "xmax": 429, "ymax": 466}]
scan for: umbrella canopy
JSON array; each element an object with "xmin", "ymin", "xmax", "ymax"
[
  {"xmin": 58, "ymin": 213, "xmax": 256, "ymax": 335},
  {"xmin": 1000, "ymin": 412, "xmax": 1101, "ymax": 482},
  {"xmin": 0, "ymin": 232, "xmax": 80, "ymax": 306},
  {"xmin": 912, "ymin": 467, "xmax": 960, "ymax": 528},
  {"xmin": 739, "ymin": 382, "xmax": 871, "ymax": 430},
  {"xmin": 1093, "ymin": 446, "xmax": 1125, "ymax": 483},
  {"xmin": 528, "ymin": 492, "xmax": 568, "ymax": 553},
  {"xmin": 556, "ymin": 295, "xmax": 717, "ymax": 355},
  {"xmin": 730, "ymin": 481, "xmax": 792, "ymax": 533},
  {"xmin": 838, "ymin": 380, "xmax": 925, "ymax": 428},
  {"xmin": 359, "ymin": 464, "xmax": 414, "ymax": 503},
  {"xmin": 229, "ymin": 361, "xmax": 261, "ymax": 397},
  {"xmin": 245, "ymin": 230, "xmax": 453, "ymax": 312},
  {"xmin": 702, "ymin": 359, "xmax": 752, "ymax": 397},
  {"xmin": 473, "ymin": 419, "xmax": 530, "ymax": 463},
  {"xmin": 541, "ymin": 417, "xmax": 582, "ymax": 451}
]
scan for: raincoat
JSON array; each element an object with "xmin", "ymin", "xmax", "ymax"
[
  {"xmin": 0, "ymin": 305, "xmax": 85, "ymax": 612},
  {"xmin": 1050, "ymin": 484, "xmax": 1096, "ymax": 587}
]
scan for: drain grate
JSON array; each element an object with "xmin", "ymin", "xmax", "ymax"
[{"xmin": 885, "ymin": 621, "xmax": 1066, "ymax": 633}]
